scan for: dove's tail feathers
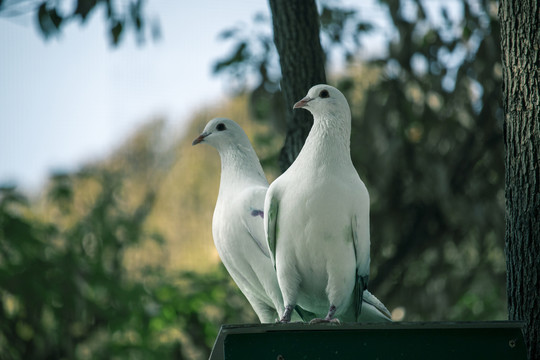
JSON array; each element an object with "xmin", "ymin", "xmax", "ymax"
[
  {"xmin": 363, "ymin": 290, "xmax": 392, "ymax": 321},
  {"xmin": 353, "ymin": 274, "xmax": 369, "ymax": 321}
]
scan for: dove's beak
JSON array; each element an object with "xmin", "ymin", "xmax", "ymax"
[
  {"xmin": 293, "ymin": 96, "xmax": 312, "ymax": 109},
  {"xmin": 192, "ymin": 133, "xmax": 209, "ymax": 146}
]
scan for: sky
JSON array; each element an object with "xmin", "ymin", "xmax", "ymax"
[
  {"xmin": 0, "ymin": 1, "xmax": 269, "ymax": 191},
  {"xmin": 0, "ymin": 0, "xmax": 424, "ymax": 193}
]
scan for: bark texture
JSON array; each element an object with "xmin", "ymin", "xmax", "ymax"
[
  {"xmin": 499, "ymin": 1, "xmax": 540, "ymax": 359},
  {"xmin": 268, "ymin": 0, "xmax": 327, "ymax": 171}
]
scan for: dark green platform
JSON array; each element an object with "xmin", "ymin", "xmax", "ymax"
[{"xmin": 209, "ymin": 321, "xmax": 526, "ymax": 360}]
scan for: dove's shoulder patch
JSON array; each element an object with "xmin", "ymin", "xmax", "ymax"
[{"xmin": 251, "ymin": 209, "xmax": 264, "ymax": 218}]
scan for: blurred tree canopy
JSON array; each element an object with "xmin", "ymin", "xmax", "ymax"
[
  {"xmin": 0, "ymin": 145, "xmax": 256, "ymax": 359},
  {"xmin": 0, "ymin": 0, "xmax": 509, "ymax": 359},
  {"xmin": 0, "ymin": 0, "xmax": 160, "ymax": 45},
  {"xmin": 0, "ymin": 101, "xmax": 271, "ymax": 360}
]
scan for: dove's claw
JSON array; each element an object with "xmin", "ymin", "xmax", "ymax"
[
  {"xmin": 308, "ymin": 304, "xmax": 340, "ymax": 324},
  {"xmin": 309, "ymin": 317, "xmax": 341, "ymax": 324}
]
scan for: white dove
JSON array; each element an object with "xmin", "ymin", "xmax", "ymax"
[
  {"xmin": 265, "ymin": 84, "xmax": 380, "ymax": 323},
  {"xmin": 192, "ymin": 118, "xmax": 286, "ymax": 323}
]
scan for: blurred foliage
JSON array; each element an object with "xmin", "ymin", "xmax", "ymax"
[
  {"xmin": 0, "ymin": 100, "xmax": 274, "ymax": 360},
  {"xmin": 0, "ymin": 168, "xmax": 255, "ymax": 359},
  {"xmin": 214, "ymin": 0, "xmax": 505, "ymax": 321},
  {"xmin": 350, "ymin": 0, "xmax": 505, "ymax": 321},
  {"xmin": 0, "ymin": 0, "xmax": 160, "ymax": 45}
]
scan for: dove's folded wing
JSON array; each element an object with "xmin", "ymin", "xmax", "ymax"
[{"xmin": 238, "ymin": 186, "xmax": 270, "ymax": 258}]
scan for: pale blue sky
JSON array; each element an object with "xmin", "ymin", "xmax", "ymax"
[{"xmin": 0, "ymin": 1, "xmax": 269, "ymax": 191}]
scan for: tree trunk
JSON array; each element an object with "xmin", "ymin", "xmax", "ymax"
[
  {"xmin": 499, "ymin": 1, "xmax": 540, "ymax": 359},
  {"xmin": 268, "ymin": 0, "xmax": 327, "ymax": 171}
]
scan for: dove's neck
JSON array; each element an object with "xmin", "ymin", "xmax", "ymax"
[
  {"xmin": 297, "ymin": 112, "xmax": 352, "ymax": 168},
  {"xmin": 218, "ymin": 143, "xmax": 268, "ymax": 192}
]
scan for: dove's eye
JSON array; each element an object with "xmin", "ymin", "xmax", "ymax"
[
  {"xmin": 319, "ymin": 89, "xmax": 330, "ymax": 98},
  {"xmin": 216, "ymin": 123, "xmax": 227, "ymax": 131}
]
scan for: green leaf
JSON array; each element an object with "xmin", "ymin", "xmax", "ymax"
[
  {"xmin": 37, "ymin": 3, "xmax": 52, "ymax": 37},
  {"xmin": 37, "ymin": 3, "xmax": 63, "ymax": 36},
  {"xmin": 110, "ymin": 20, "xmax": 123, "ymax": 45},
  {"xmin": 357, "ymin": 22, "xmax": 373, "ymax": 32},
  {"xmin": 218, "ymin": 27, "xmax": 239, "ymax": 40},
  {"xmin": 74, "ymin": 0, "xmax": 98, "ymax": 21},
  {"xmin": 212, "ymin": 42, "xmax": 248, "ymax": 74}
]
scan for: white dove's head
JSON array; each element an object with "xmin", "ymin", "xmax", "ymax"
[
  {"xmin": 293, "ymin": 84, "xmax": 351, "ymax": 124},
  {"xmin": 192, "ymin": 118, "xmax": 250, "ymax": 150}
]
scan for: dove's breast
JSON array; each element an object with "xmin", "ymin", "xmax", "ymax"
[{"xmin": 274, "ymin": 168, "xmax": 361, "ymax": 313}]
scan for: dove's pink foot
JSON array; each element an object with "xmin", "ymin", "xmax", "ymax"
[
  {"xmin": 309, "ymin": 305, "xmax": 341, "ymax": 324},
  {"xmin": 278, "ymin": 305, "xmax": 294, "ymax": 323}
]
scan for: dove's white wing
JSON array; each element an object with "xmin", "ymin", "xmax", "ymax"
[{"xmin": 238, "ymin": 185, "xmax": 271, "ymax": 258}]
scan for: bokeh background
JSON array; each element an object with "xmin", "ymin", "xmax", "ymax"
[{"xmin": 0, "ymin": 0, "xmax": 505, "ymax": 359}]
